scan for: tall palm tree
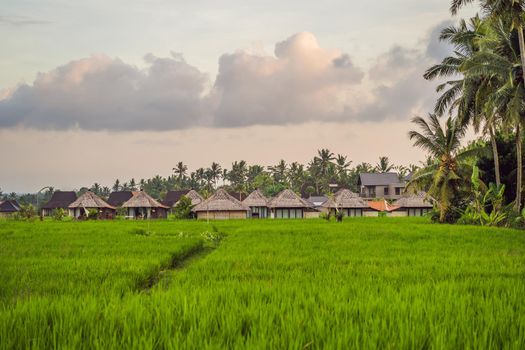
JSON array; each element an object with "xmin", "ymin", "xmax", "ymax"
[
  {"xmin": 314, "ymin": 149, "xmax": 335, "ymax": 177},
  {"xmin": 408, "ymin": 114, "xmax": 480, "ymax": 222},
  {"xmin": 172, "ymin": 162, "xmax": 188, "ymax": 188},
  {"xmin": 209, "ymin": 162, "xmax": 222, "ymax": 189},
  {"xmin": 375, "ymin": 156, "xmax": 394, "ymax": 173},
  {"xmin": 450, "ymin": 0, "xmax": 525, "ymax": 210},
  {"xmin": 424, "ymin": 16, "xmax": 504, "ymax": 185}
]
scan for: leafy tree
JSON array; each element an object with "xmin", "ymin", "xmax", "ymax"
[
  {"xmin": 375, "ymin": 156, "xmax": 394, "ymax": 173},
  {"xmin": 173, "ymin": 195, "xmax": 194, "ymax": 219}
]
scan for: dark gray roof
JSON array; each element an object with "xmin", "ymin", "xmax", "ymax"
[
  {"xmin": 306, "ymin": 196, "xmax": 328, "ymax": 206},
  {"xmin": 41, "ymin": 191, "xmax": 77, "ymax": 209},
  {"xmin": 0, "ymin": 200, "xmax": 20, "ymax": 213},
  {"xmin": 358, "ymin": 173, "xmax": 404, "ymax": 186}
]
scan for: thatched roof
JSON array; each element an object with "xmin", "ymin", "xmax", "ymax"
[
  {"xmin": 394, "ymin": 192, "xmax": 433, "ymax": 208},
  {"xmin": 107, "ymin": 191, "xmax": 137, "ymax": 207},
  {"xmin": 268, "ymin": 189, "xmax": 312, "ymax": 209},
  {"xmin": 322, "ymin": 189, "xmax": 368, "ymax": 209},
  {"xmin": 186, "ymin": 190, "xmax": 204, "ymax": 206},
  {"xmin": 243, "ymin": 189, "xmax": 269, "ymax": 207},
  {"xmin": 193, "ymin": 189, "xmax": 249, "ymax": 212},
  {"xmin": 41, "ymin": 191, "xmax": 77, "ymax": 209},
  {"xmin": 121, "ymin": 191, "xmax": 168, "ymax": 208},
  {"xmin": 69, "ymin": 191, "xmax": 115, "ymax": 209}
]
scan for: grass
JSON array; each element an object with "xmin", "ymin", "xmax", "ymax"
[{"xmin": 0, "ymin": 218, "xmax": 524, "ymax": 349}]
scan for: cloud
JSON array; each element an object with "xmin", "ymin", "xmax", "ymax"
[
  {"xmin": 0, "ymin": 53, "xmax": 210, "ymax": 130},
  {"xmin": 0, "ymin": 24, "xmax": 453, "ymax": 131},
  {"xmin": 0, "ymin": 15, "xmax": 51, "ymax": 26},
  {"xmin": 212, "ymin": 32, "xmax": 364, "ymax": 127}
]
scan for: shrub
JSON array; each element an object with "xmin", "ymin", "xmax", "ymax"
[
  {"xmin": 53, "ymin": 208, "xmax": 66, "ymax": 221},
  {"xmin": 19, "ymin": 204, "xmax": 36, "ymax": 220},
  {"xmin": 320, "ymin": 212, "xmax": 332, "ymax": 221},
  {"xmin": 335, "ymin": 210, "xmax": 345, "ymax": 222},
  {"xmin": 174, "ymin": 196, "xmax": 193, "ymax": 219}
]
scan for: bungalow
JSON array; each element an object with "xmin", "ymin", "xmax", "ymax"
[
  {"xmin": 306, "ymin": 195, "xmax": 329, "ymax": 212},
  {"xmin": 121, "ymin": 191, "xmax": 169, "ymax": 219},
  {"xmin": 322, "ymin": 189, "xmax": 368, "ymax": 217},
  {"xmin": 268, "ymin": 189, "xmax": 317, "ymax": 219},
  {"xmin": 193, "ymin": 189, "xmax": 249, "ymax": 220},
  {"xmin": 393, "ymin": 192, "xmax": 433, "ymax": 217},
  {"xmin": 41, "ymin": 191, "xmax": 77, "ymax": 217},
  {"xmin": 0, "ymin": 200, "xmax": 20, "ymax": 218},
  {"xmin": 243, "ymin": 189, "xmax": 269, "ymax": 218},
  {"xmin": 358, "ymin": 173, "xmax": 406, "ymax": 200},
  {"xmin": 366, "ymin": 200, "xmax": 401, "ymax": 217},
  {"xmin": 68, "ymin": 191, "xmax": 116, "ymax": 219},
  {"xmin": 162, "ymin": 189, "xmax": 203, "ymax": 208}
]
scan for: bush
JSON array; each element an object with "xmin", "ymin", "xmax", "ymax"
[
  {"xmin": 174, "ymin": 196, "xmax": 193, "ymax": 219},
  {"xmin": 320, "ymin": 212, "xmax": 332, "ymax": 221},
  {"xmin": 53, "ymin": 208, "xmax": 66, "ymax": 221},
  {"xmin": 116, "ymin": 207, "xmax": 127, "ymax": 217},
  {"xmin": 19, "ymin": 204, "xmax": 36, "ymax": 220},
  {"xmin": 335, "ymin": 210, "xmax": 345, "ymax": 222}
]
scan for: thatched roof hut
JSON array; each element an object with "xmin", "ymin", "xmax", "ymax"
[
  {"xmin": 268, "ymin": 189, "xmax": 312, "ymax": 209},
  {"xmin": 121, "ymin": 191, "xmax": 168, "ymax": 208},
  {"xmin": 393, "ymin": 192, "xmax": 433, "ymax": 208},
  {"xmin": 322, "ymin": 189, "xmax": 368, "ymax": 209},
  {"xmin": 194, "ymin": 189, "xmax": 248, "ymax": 212},
  {"xmin": 69, "ymin": 191, "xmax": 115, "ymax": 209},
  {"xmin": 243, "ymin": 189, "xmax": 269, "ymax": 207},
  {"xmin": 68, "ymin": 191, "xmax": 116, "ymax": 219}
]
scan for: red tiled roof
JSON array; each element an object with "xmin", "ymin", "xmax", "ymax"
[{"xmin": 367, "ymin": 200, "xmax": 400, "ymax": 212}]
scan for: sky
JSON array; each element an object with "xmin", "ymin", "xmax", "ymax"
[{"xmin": 0, "ymin": 0, "xmax": 476, "ymax": 193}]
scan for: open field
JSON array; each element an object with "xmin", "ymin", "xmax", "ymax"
[{"xmin": 1, "ymin": 218, "xmax": 524, "ymax": 349}]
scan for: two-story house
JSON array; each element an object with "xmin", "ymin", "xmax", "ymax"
[{"xmin": 358, "ymin": 173, "xmax": 406, "ymax": 200}]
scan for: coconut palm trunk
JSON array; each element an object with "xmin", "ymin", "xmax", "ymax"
[
  {"xmin": 488, "ymin": 126, "xmax": 501, "ymax": 186},
  {"xmin": 515, "ymin": 123, "xmax": 523, "ymax": 211}
]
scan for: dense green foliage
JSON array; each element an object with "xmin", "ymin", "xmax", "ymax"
[{"xmin": 1, "ymin": 219, "xmax": 524, "ymax": 348}]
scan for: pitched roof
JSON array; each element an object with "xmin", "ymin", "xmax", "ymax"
[
  {"xmin": 268, "ymin": 189, "xmax": 313, "ymax": 208},
  {"xmin": 161, "ymin": 190, "xmax": 190, "ymax": 207},
  {"xmin": 121, "ymin": 191, "xmax": 168, "ymax": 208},
  {"xmin": 322, "ymin": 189, "xmax": 368, "ymax": 209},
  {"xmin": 69, "ymin": 191, "xmax": 115, "ymax": 209},
  {"xmin": 0, "ymin": 200, "xmax": 20, "ymax": 213},
  {"xmin": 243, "ymin": 189, "xmax": 269, "ymax": 207},
  {"xmin": 193, "ymin": 189, "xmax": 249, "ymax": 212},
  {"xmin": 41, "ymin": 191, "xmax": 77, "ymax": 209},
  {"xmin": 394, "ymin": 192, "xmax": 433, "ymax": 208},
  {"xmin": 306, "ymin": 195, "xmax": 328, "ymax": 207},
  {"xmin": 228, "ymin": 191, "xmax": 248, "ymax": 201},
  {"xmin": 185, "ymin": 190, "xmax": 204, "ymax": 206},
  {"xmin": 107, "ymin": 191, "xmax": 137, "ymax": 207},
  {"xmin": 367, "ymin": 200, "xmax": 400, "ymax": 212},
  {"xmin": 359, "ymin": 173, "xmax": 404, "ymax": 186}
]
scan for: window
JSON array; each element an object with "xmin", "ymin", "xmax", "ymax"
[
  {"xmin": 395, "ymin": 188, "xmax": 401, "ymax": 195},
  {"xmin": 384, "ymin": 187, "xmax": 389, "ymax": 195}
]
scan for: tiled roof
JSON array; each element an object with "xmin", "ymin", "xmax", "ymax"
[{"xmin": 367, "ymin": 200, "xmax": 400, "ymax": 212}]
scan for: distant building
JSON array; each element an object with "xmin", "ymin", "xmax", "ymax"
[
  {"xmin": 193, "ymin": 189, "xmax": 249, "ymax": 220},
  {"xmin": 243, "ymin": 189, "xmax": 270, "ymax": 218},
  {"xmin": 358, "ymin": 173, "xmax": 405, "ymax": 200},
  {"xmin": 0, "ymin": 200, "xmax": 20, "ymax": 217},
  {"xmin": 107, "ymin": 191, "xmax": 137, "ymax": 208},
  {"xmin": 393, "ymin": 192, "xmax": 433, "ymax": 217},
  {"xmin": 121, "ymin": 191, "xmax": 169, "ymax": 219},
  {"xmin": 306, "ymin": 195, "xmax": 329, "ymax": 211},
  {"xmin": 68, "ymin": 191, "xmax": 116, "ymax": 219},
  {"xmin": 322, "ymin": 189, "xmax": 368, "ymax": 217},
  {"xmin": 366, "ymin": 200, "xmax": 402, "ymax": 217},
  {"xmin": 268, "ymin": 189, "xmax": 317, "ymax": 219},
  {"xmin": 41, "ymin": 191, "xmax": 77, "ymax": 217},
  {"xmin": 162, "ymin": 189, "xmax": 203, "ymax": 208}
]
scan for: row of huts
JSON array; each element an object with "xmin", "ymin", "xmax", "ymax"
[{"xmin": 32, "ymin": 187, "xmax": 432, "ymax": 220}]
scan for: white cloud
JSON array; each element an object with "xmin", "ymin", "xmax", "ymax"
[{"xmin": 0, "ymin": 24, "xmax": 452, "ymax": 131}]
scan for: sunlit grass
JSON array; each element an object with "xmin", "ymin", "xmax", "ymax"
[{"xmin": 0, "ymin": 218, "xmax": 523, "ymax": 349}]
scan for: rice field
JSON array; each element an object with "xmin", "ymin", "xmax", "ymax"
[{"xmin": 1, "ymin": 218, "xmax": 524, "ymax": 349}]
